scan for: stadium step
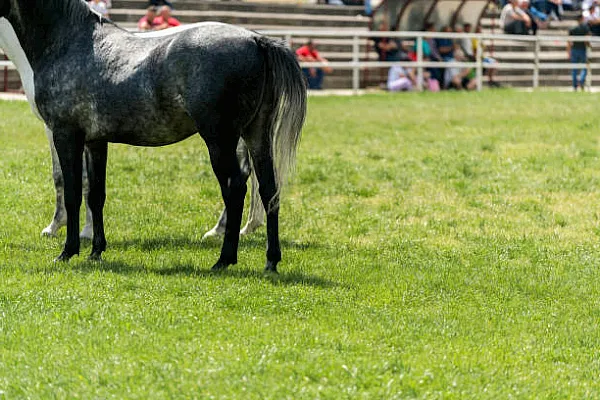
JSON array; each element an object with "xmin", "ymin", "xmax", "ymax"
[
  {"xmin": 109, "ymin": 8, "xmax": 370, "ymax": 28},
  {"xmin": 110, "ymin": 0, "xmax": 365, "ymax": 17}
]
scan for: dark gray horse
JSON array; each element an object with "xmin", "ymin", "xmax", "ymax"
[{"xmin": 0, "ymin": 0, "xmax": 306, "ymax": 273}]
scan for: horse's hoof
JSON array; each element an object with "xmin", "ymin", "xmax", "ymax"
[
  {"xmin": 54, "ymin": 251, "xmax": 73, "ymax": 263},
  {"xmin": 211, "ymin": 260, "xmax": 233, "ymax": 271},
  {"xmin": 88, "ymin": 252, "xmax": 102, "ymax": 262},
  {"xmin": 202, "ymin": 229, "xmax": 223, "ymax": 240},
  {"xmin": 41, "ymin": 227, "xmax": 57, "ymax": 237},
  {"xmin": 264, "ymin": 260, "xmax": 279, "ymax": 274}
]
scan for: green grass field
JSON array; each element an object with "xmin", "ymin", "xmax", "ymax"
[{"xmin": 1, "ymin": 91, "xmax": 600, "ymax": 398}]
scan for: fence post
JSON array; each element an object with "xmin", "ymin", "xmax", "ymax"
[
  {"xmin": 533, "ymin": 38, "xmax": 540, "ymax": 89},
  {"xmin": 284, "ymin": 34, "xmax": 292, "ymax": 48},
  {"xmin": 476, "ymin": 34, "xmax": 483, "ymax": 91},
  {"xmin": 416, "ymin": 36, "xmax": 423, "ymax": 91},
  {"xmin": 587, "ymin": 45, "xmax": 593, "ymax": 90},
  {"xmin": 352, "ymin": 35, "xmax": 360, "ymax": 94}
]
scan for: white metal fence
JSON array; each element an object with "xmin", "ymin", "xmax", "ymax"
[
  {"xmin": 262, "ymin": 30, "xmax": 600, "ymax": 92},
  {"xmin": 2, "ymin": 30, "xmax": 600, "ymax": 92}
]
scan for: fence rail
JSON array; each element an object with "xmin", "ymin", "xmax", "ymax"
[
  {"xmin": 261, "ymin": 30, "xmax": 600, "ymax": 92},
  {"xmin": 2, "ymin": 30, "xmax": 599, "ymax": 92}
]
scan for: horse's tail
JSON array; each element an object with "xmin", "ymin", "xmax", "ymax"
[{"xmin": 254, "ymin": 35, "xmax": 307, "ymax": 207}]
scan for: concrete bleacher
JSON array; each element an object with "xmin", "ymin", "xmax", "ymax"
[
  {"xmin": 0, "ymin": 2, "xmax": 594, "ymax": 90},
  {"xmin": 108, "ymin": 0, "xmax": 372, "ymax": 89}
]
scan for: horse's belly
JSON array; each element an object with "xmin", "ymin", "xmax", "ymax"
[{"xmin": 88, "ymin": 109, "xmax": 198, "ymax": 146}]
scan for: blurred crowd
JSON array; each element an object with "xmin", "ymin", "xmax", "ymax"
[{"xmin": 137, "ymin": 1, "xmax": 181, "ymax": 31}]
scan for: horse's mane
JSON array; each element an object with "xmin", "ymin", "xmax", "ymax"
[{"xmin": 34, "ymin": 0, "xmax": 103, "ymax": 24}]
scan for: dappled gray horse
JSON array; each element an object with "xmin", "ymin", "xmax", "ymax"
[
  {"xmin": 0, "ymin": 0, "xmax": 306, "ymax": 272},
  {"xmin": 0, "ymin": 16, "xmax": 265, "ymax": 242}
]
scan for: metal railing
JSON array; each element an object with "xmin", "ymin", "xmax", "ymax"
[
  {"xmin": 261, "ymin": 30, "xmax": 600, "ymax": 92},
  {"xmin": 2, "ymin": 30, "xmax": 599, "ymax": 92}
]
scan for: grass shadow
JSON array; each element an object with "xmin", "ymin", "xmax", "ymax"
[
  {"xmin": 70, "ymin": 259, "xmax": 338, "ymax": 288},
  {"xmin": 108, "ymin": 234, "xmax": 327, "ymax": 252}
]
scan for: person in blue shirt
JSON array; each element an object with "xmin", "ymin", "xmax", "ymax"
[{"xmin": 435, "ymin": 26, "xmax": 455, "ymax": 61}]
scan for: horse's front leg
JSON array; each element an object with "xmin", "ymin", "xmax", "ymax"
[
  {"xmin": 206, "ymin": 140, "xmax": 247, "ymax": 271},
  {"xmin": 84, "ymin": 143, "xmax": 108, "ymax": 261},
  {"xmin": 53, "ymin": 128, "xmax": 85, "ymax": 262}
]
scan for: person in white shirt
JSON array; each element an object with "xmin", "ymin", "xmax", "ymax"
[
  {"xmin": 584, "ymin": 2, "xmax": 600, "ymax": 35},
  {"xmin": 501, "ymin": 0, "xmax": 532, "ymax": 34}
]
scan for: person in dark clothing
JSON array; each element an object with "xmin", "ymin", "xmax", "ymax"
[
  {"xmin": 148, "ymin": 0, "xmax": 173, "ymax": 9},
  {"xmin": 568, "ymin": 14, "xmax": 591, "ymax": 90},
  {"xmin": 372, "ymin": 22, "xmax": 410, "ymax": 61},
  {"xmin": 435, "ymin": 26, "xmax": 455, "ymax": 60}
]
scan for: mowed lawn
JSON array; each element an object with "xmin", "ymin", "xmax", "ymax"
[{"xmin": 1, "ymin": 91, "xmax": 600, "ymax": 398}]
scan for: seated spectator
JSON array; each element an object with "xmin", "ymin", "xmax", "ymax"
[
  {"xmin": 521, "ymin": 0, "xmax": 550, "ymax": 35},
  {"xmin": 153, "ymin": 6, "xmax": 181, "ymax": 30},
  {"xmin": 423, "ymin": 22, "xmax": 444, "ymax": 85},
  {"xmin": 387, "ymin": 65, "xmax": 414, "ymax": 91},
  {"xmin": 295, "ymin": 40, "xmax": 333, "ymax": 90},
  {"xmin": 372, "ymin": 22, "xmax": 410, "ymax": 61},
  {"xmin": 562, "ymin": 0, "xmax": 575, "ymax": 10},
  {"xmin": 472, "ymin": 25, "xmax": 501, "ymax": 87},
  {"xmin": 88, "ymin": 0, "xmax": 109, "ymax": 17},
  {"xmin": 138, "ymin": 6, "xmax": 159, "ymax": 31},
  {"xmin": 568, "ymin": 13, "xmax": 591, "ymax": 90},
  {"xmin": 458, "ymin": 23, "xmax": 475, "ymax": 61},
  {"xmin": 584, "ymin": 1, "xmax": 600, "ymax": 35},
  {"xmin": 444, "ymin": 50, "xmax": 477, "ymax": 90},
  {"xmin": 387, "ymin": 64, "xmax": 440, "ymax": 92},
  {"xmin": 532, "ymin": 0, "xmax": 563, "ymax": 20},
  {"xmin": 435, "ymin": 26, "xmax": 455, "ymax": 61},
  {"xmin": 501, "ymin": 0, "xmax": 532, "ymax": 34}
]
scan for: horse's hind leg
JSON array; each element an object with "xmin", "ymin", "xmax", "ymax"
[
  {"xmin": 41, "ymin": 126, "xmax": 67, "ymax": 237},
  {"xmin": 240, "ymin": 170, "xmax": 265, "ymax": 236},
  {"xmin": 80, "ymin": 154, "xmax": 94, "ymax": 240},
  {"xmin": 205, "ymin": 136, "xmax": 247, "ymax": 271},
  {"xmin": 202, "ymin": 139, "xmax": 264, "ymax": 239},
  {"xmin": 245, "ymin": 130, "xmax": 281, "ymax": 273},
  {"xmin": 84, "ymin": 143, "xmax": 108, "ymax": 261}
]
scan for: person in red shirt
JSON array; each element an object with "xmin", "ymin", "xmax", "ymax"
[
  {"xmin": 153, "ymin": 6, "xmax": 181, "ymax": 30},
  {"xmin": 295, "ymin": 40, "xmax": 332, "ymax": 90},
  {"xmin": 138, "ymin": 6, "xmax": 159, "ymax": 31}
]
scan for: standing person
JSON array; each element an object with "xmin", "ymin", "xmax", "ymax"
[
  {"xmin": 138, "ymin": 6, "xmax": 158, "ymax": 31},
  {"xmin": 567, "ymin": 13, "xmax": 591, "ymax": 90},
  {"xmin": 501, "ymin": 0, "xmax": 532, "ymax": 34},
  {"xmin": 295, "ymin": 40, "xmax": 333, "ymax": 90},
  {"xmin": 153, "ymin": 6, "xmax": 181, "ymax": 30}
]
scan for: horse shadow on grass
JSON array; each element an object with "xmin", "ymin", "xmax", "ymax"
[
  {"xmin": 70, "ymin": 259, "xmax": 337, "ymax": 288},
  {"xmin": 108, "ymin": 234, "xmax": 324, "ymax": 252}
]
